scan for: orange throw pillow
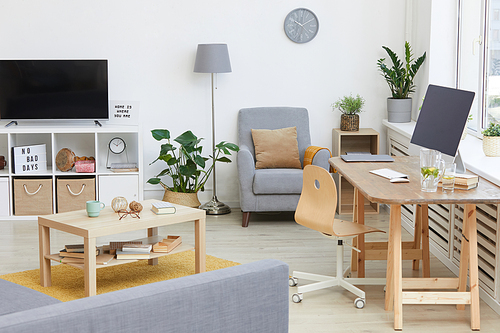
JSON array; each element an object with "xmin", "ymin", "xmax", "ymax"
[{"xmin": 251, "ymin": 126, "xmax": 302, "ymax": 169}]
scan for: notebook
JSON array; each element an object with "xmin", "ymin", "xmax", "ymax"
[
  {"xmin": 369, "ymin": 168, "xmax": 409, "ymax": 180},
  {"xmin": 340, "ymin": 154, "xmax": 395, "ymax": 162}
]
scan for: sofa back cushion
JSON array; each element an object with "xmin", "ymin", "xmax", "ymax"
[{"xmin": 238, "ymin": 107, "xmax": 312, "ymax": 166}]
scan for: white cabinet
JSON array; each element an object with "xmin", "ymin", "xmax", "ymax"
[
  {"xmin": 0, "ymin": 125, "xmax": 143, "ymax": 219},
  {"xmin": 0, "ymin": 177, "xmax": 9, "ymax": 216},
  {"xmin": 98, "ymin": 174, "xmax": 139, "ymax": 207}
]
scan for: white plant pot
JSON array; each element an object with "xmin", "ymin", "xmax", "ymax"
[{"xmin": 387, "ymin": 98, "xmax": 412, "ymax": 123}]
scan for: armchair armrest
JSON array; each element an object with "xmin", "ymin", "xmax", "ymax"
[
  {"xmin": 237, "ymin": 145, "xmax": 257, "ymax": 212},
  {"xmin": 311, "ymin": 148, "xmax": 331, "ymax": 171}
]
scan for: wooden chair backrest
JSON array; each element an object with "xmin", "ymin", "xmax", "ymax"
[{"xmin": 295, "ymin": 165, "xmax": 338, "ymax": 235}]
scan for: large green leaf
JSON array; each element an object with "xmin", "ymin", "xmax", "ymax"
[
  {"xmin": 194, "ymin": 155, "xmax": 205, "ymax": 168},
  {"xmin": 217, "ymin": 156, "xmax": 232, "ymax": 163},
  {"xmin": 175, "ymin": 130, "xmax": 198, "ymax": 146},
  {"xmin": 151, "ymin": 129, "xmax": 170, "ymax": 141},
  {"xmin": 147, "ymin": 177, "xmax": 161, "ymax": 184}
]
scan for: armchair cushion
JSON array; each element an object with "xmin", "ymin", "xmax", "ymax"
[
  {"xmin": 253, "ymin": 168, "xmax": 303, "ymax": 194},
  {"xmin": 251, "ymin": 127, "xmax": 302, "ymax": 169}
]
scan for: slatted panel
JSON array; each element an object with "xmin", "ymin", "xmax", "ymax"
[
  {"xmin": 453, "ymin": 204, "xmax": 497, "ymax": 297},
  {"xmin": 389, "ymin": 138, "xmax": 410, "ymax": 157},
  {"xmin": 428, "ymin": 204, "xmax": 451, "ymax": 255}
]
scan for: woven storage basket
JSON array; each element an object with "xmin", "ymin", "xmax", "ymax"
[
  {"xmin": 483, "ymin": 136, "xmax": 500, "ymax": 157},
  {"xmin": 56, "ymin": 177, "xmax": 96, "ymax": 213},
  {"xmin": 14, "ymin": 178, "xmax": 53, "ymax": 215},
  {"xmin": 340, "ymin": 114, "xmax": 359, "ymax": 131},
  {"xmin": 162, "ymin": 185, "xmax": 201, "ymax": 208}
]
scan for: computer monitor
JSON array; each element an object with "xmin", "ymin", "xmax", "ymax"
[{"xmin": 410, "ymin": 84, "xmax": 475, "ymax": 172}]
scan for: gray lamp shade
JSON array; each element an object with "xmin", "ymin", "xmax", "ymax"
[{"xmin": 194, "ymin": 44, "xmax": 232, "ymax": 73}]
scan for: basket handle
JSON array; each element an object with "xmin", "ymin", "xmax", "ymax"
[
  {"xmin": 66, "ymin": 184, "xmax": 86, "ymax": 196},
  {"xmin": 23, "ymin": 184, "xmax": 43, "ymax": 196}
]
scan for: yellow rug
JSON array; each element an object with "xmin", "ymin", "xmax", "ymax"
[{"xmin": 0, "ymin": 251, "xmax": 239, "ymax": 302}]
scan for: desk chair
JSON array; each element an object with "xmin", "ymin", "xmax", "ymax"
[{"xmin": 289, "ymin": 165, "xmax": 385, "ymax": 308}]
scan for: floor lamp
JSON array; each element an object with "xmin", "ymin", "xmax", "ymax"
[{"xmin": 194, "ymin": 43, "xmax": 232, "ymax": 215}]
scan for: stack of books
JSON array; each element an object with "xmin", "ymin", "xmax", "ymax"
[
  {"xmin": 59, "ymin": 244, "xmax": 114, "ymax": 265},
  {"xmin": 116, "ymin": 244, "xmax": 152, "ymax": 260},
  {"xmin": 439, "ymin": 174, "xmax": 479, "ymax": 190}
]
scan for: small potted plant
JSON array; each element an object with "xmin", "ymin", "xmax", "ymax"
[
  {"xmin": 147, "ymin": 129, "xmax": 239, "ymax": 207},
  {"xmin": 332, "ymin": 93, "xmax": 365, "ymax": 131},
  {"xmin": 482, "ymin": 122, "xmax": 500, "ymax": 156},
  {"xmin": 377, "ymin": 41, "xmax": 426, "ymax": 123}
]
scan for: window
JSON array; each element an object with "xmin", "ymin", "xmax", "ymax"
[{"xmin": 459, "ymin": 0, "xmax": 500, "ymax": 135}]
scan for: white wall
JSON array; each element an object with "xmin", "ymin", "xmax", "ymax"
[{"xmin": 0, "ymin": 0, "xmax": 408, "ymax": 206}]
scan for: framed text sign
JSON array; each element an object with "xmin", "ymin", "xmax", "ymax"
[
  {"xmin": 108, "ymin": 101, "xmax": 139, "ymax": 125},
  {"xmin": 12, "ymin": 144, "xmax": 47, "ymax": 174}
]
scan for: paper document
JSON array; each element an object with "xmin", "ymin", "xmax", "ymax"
[{"xmin": 369, "ymin": 168, "xmax": 409, "ymax": 180}]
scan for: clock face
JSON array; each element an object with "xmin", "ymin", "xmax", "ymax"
[
  {"xmin": 284, "ymin": 8, "xmax": 319, "ymax": 43},
  {"xmin": 109, "ymin": 137, "xmax": 126, "ymax": 154}
]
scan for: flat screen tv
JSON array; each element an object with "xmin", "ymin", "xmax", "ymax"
[{"xmin": 0, "ymin": 60, "xmax": 108, "ymax": 121}]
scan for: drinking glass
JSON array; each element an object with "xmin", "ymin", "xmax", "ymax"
[
  {"xmin": 420, "ymin": 148, "xmax": 445, "ymax": 192},
  {"xmin": 442, "ymin": 163, "xmax": 456, "ymax": 193}
]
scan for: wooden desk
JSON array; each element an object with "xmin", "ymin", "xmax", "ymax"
[
  {"xmin": 330, "ymin": 156, "xmax": 500, "ymax": 331},
  {"xmin": 38, "ymin": 199, "xmax": 206, "ymax": 297}
]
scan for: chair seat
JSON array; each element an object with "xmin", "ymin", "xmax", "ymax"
[
  {"xmin": 332, "ymin": 219, "xmax": 384, "ymax": 238},
  {"xmin": 253, "ymin": 168, "xmax": 303, "ymax": 195}
]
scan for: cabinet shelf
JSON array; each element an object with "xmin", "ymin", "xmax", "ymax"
[{"xmin": 0, "ymin": 124, "xmax": 143, "ymax": 219}]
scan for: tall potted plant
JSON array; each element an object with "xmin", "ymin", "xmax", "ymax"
[
  {"xmin": 377, "ymin": 41, "xmax": 426, "ymax": 123},
  {"xmin": 147, "ymin": 129, "xmax": 239, "ymax": 207},
  {"xmin": 332, "ymin": 93, "xmax": 365, "ymax": 131}
]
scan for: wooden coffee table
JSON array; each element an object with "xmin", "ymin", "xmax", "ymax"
[{"xmin": 38, "ymin": 199, "xmax": 206, "ymax": 297}]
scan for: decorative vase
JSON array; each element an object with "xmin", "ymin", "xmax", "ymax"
[
  {"xmin": 162, "ymin": 186, "xmax": 201, "ymax": 208},
  {"xmin": 340, "ymin": 114, "xmax": 359, "ymax": 131},
  {"xmin": 111, "ymin": 196, "xmax": 128, "ymax": 212},
  {"xmin": 387, "ymin": 98, "xmax": 412, "ymax": 123},
  {"xmin": 482, "ymin": 136, "xmax": 500, "ymax": 157}
]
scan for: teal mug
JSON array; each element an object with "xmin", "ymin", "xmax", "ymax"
[{"xmin": 86, "ymin": 200, "xmax": 105, "ymax": 217}]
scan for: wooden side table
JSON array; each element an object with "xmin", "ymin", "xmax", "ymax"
[{"xmin": 332, "ymin": 128, "xmax": 380, "ymax": 215}]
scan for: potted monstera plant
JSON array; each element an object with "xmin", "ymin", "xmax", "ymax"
[
  {"xmin": 332, "ymin": 93, "xmax": 365, "ymax": 131},
  {"xmin": 377, "ymin": 41, "xmax": 426, "ymax": 123},
  {"xmin": 147, "ymin": 129, "xmax": 239, "ymax": 207}
]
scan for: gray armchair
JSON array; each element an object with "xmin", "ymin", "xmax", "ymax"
[{"xmin": 237, "ymin": 107, "xmax": 330, "ymax": 227}]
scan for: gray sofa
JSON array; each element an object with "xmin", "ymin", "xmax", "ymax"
[
  {"xmin": 237, "ymin": 107, "xmax": 330, "ymax": 227},
  {"xmin": 0, "ymin": 259, "xmax": 289, "ymax": 333}
]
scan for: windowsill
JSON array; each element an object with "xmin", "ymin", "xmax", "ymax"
[{"xmin": 383, "ymin": 119, "xmax": 500, "ymax": 187}]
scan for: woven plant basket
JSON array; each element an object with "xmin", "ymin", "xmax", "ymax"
[
  {"xmin": 483, "ymin": 136, "xmax": 500, "ymax": 157},
  {"xmin": 340, "ymin": 114, "xmax": 359, "ymax": 131},
  {"xmin": 162, "ymin": 185, "xmax": 201, "ymax": 208}
]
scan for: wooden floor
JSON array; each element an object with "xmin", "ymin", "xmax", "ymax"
[{"xmin": 1, "ymin": 208, "xmax": 500, "ymax": 332}]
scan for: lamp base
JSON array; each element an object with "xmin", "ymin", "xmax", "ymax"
[{"xmin": 199, "ymin": 196, "xmax": 231, "ymax": 215}]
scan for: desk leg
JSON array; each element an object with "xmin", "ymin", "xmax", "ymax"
[
  {"xmin": 351, "ymin": 189, "xmax": 358, "ymax": 272},
  {"xmin": 195, "ymin": 217, "xmax": 206, "ymax": 274},
  {"xmin": 84, "ymin": 237, "xmax": 97, "ymax": 297},
  {"xmin": 457, "ymin": 204, "xmax": 471, "ymax": 311},
  {"xmin": 420, "ymin": 204, "xmax": 430, "ymax": 278},
  {"xmin": 466, "ymin": 204, "xmax": 480, "ymax": 330},
  {"xmin": 148, "ymin": 227, "xmax": 159, "ymax": 266},
  {"xmin": 356, "ymin": 189, "xmax": 366, "ymax": 278},
  {"xmin": 39, "ymin": 224, "xmax": 52, "ymax": 287},
  {"xmin": 412, "ymin": 205, "xmax": 422, "ymax": 271},
  {"xmin": 387, "ymin": 204, "xmax": 402, "ymax": 330}
]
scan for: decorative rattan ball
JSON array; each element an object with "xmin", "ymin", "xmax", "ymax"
[
  {"xmin": 129, "ymin": 201, "xmax": 143, "ymax": 212},
  {"xmin": 111, "ymin": 196, "xmax": 128, "ymax": 212}
]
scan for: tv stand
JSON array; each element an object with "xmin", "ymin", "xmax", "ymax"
[
  {"xmin": 94, "ymin": 120, "xmax": 103, "ymax": 127},
  {"xmin": 5, "ymin": 121, "xmax": 18, "ymax": 128}
]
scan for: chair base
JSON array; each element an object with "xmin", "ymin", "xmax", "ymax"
[{"xmin": 290, "ymin": 240, "xmax": 386, "ymax": 308}]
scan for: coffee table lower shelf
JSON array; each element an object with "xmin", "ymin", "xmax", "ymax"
[{"xmin": 45, "ymin": 243, "xmax": 194, "ymax": 270}]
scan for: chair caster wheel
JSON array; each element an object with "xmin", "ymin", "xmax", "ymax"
[
  {"xmin": 289, "ymin": 277, "xmax": 298, "ymax": 287},
  {"xmin": 384, "ymin": 285, "xmax": 386, "ymax": 293},
  {"xmin": 292, "ymin": 293, "xmax": 303, "ymax": 303},
  {"xmin": 354, "ymin": 297, "xmax": 365, "ymax": 309}
]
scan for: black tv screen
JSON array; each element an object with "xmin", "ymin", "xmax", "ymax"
[{"xmin": 0, "ymin": 60, "xmax": 108, "ymax": 120}]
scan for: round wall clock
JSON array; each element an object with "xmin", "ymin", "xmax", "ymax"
[
  {"xmin": 284, "ymin": 8, "xmax": 319, "ymax": 43},
  {"xmin": 108, "ymin": 137, "xmax": 126, "ymax": 154}
]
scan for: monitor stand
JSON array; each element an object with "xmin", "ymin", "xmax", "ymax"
[
  {"xmin": 454, "ymin": 149, "xmax": 467, "ymax": 174},
  {"xmin": 5, "ymin": 120, "xmax": 18, "ymax": 127}
]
